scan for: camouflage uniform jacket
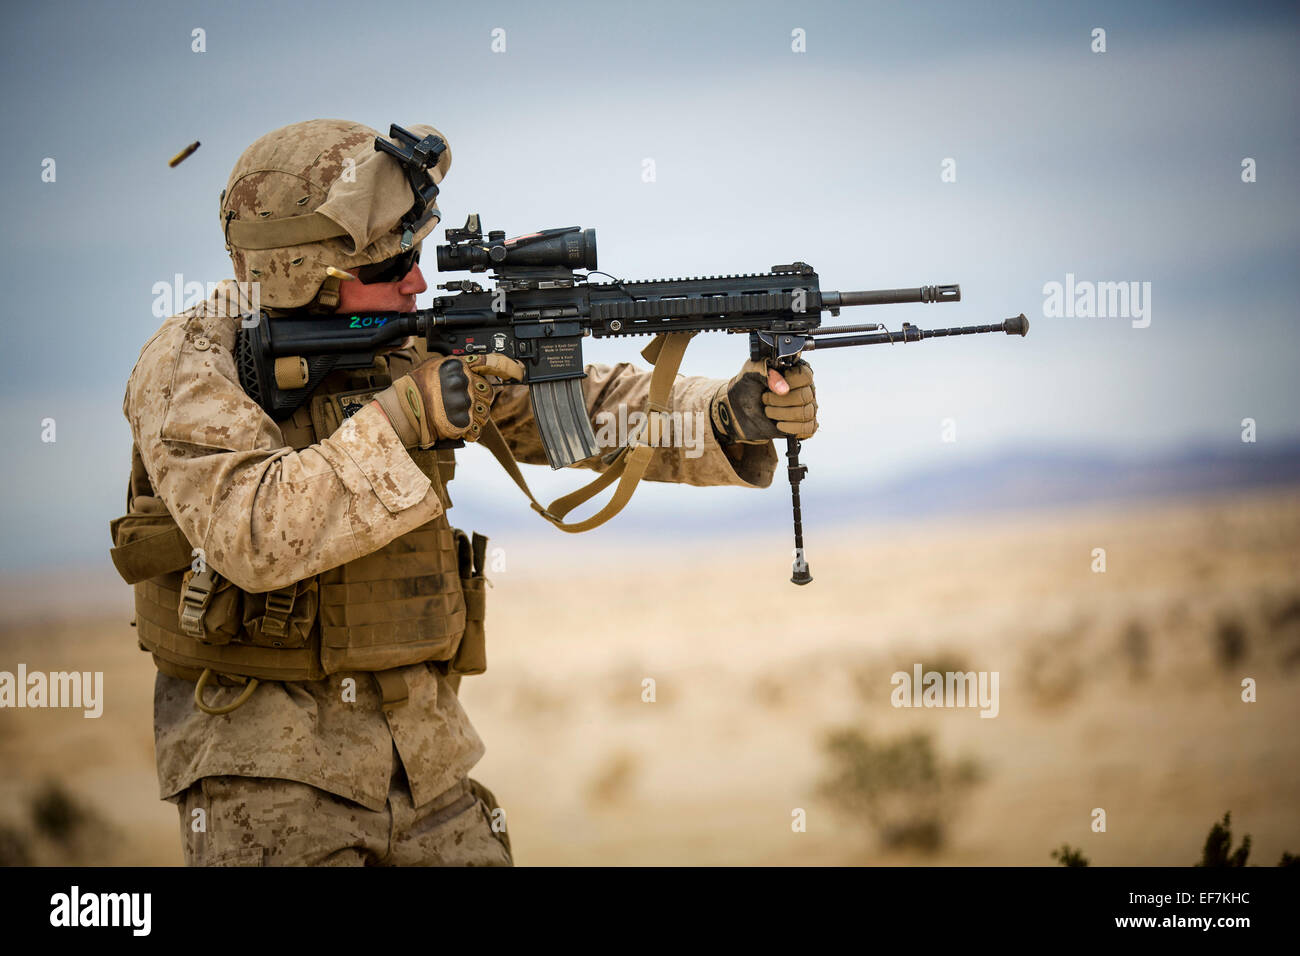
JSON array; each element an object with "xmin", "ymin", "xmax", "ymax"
[{"xmin": 125, "ymin": 282, "xmax": 777, "ymax": 812}]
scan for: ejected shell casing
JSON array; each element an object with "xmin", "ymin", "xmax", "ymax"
[
  {"xmin": 168, "ymin": 141, "xmax": 201, "ymax": 167},
  {"xmin": 326, "ymin": 266, "xmax": 357, "ymax": 280}
]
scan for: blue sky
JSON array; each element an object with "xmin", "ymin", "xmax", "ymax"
[{"xmin": 0, "ymin": 0, "xmax": 1297, "ymax": 569}]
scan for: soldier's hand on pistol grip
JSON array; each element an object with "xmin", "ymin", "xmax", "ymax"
[
  {"xmin": 375, "ymin": 353, "xmax": 526, "ymax": 447},
  {"xmin": 710, "ymin": 359, "xmax": 818, "ymax": 443}
]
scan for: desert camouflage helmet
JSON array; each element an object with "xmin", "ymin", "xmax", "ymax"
[{"xmin": 220, "ymin": 119, "xmax": 452, "ymax": 310}]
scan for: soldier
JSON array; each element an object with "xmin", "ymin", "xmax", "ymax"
[{"xmin": 111, "ymin": 119, "xmax": 818, "ymax": 866}]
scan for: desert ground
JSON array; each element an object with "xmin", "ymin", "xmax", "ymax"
[{"xmin": 2, "ymin": 486, "xmax": 1297, "ymax": 865}]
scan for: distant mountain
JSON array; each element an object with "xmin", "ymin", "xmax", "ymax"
[
  {"xmin": 450, "ymin": 441, "xmax": 1300, "ymax": 537},
  {"xmin": 817, "ymin": 442, "xmax": 1300, "ymax": 527}
]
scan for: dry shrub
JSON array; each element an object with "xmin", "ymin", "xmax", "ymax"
[
  {"xmin": 1120, "ymin": 619, "xmax": 1150, "ymax": 682},
  {"xmin": 1197, "ymin": 812, "xmax": 1251, "ymax": 867},
  {"xmin": 4, "ymin": 779, "xmax": 119, "ymax": 865},
  {"xmin": 1050, "ymin": 843, "xmax": 1089, "ymax": 866},
  {"xmin": 817, "ymin": 728, "xmax": 982, "ymax": 854},
  {"xmin": 1212, "ymin": 615, "xmax": 1248, "ymax": 669}
]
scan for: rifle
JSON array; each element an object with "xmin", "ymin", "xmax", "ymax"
[
  {"xmin": 236, "ymin": 127, "xmax": 1029, "ymax": 583},
  {"xmin": 236, "ymin": 213, "xmax": 1028, "ymax": 584}
]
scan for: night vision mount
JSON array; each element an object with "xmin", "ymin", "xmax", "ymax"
[{"xmin": 373, "ymin": 124, "xmax": 447, "ymax": 250}]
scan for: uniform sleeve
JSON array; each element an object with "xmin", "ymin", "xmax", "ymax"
[
  {"xmin": 124, "ymin": 316, "xmax": 445, "ymax": 593},
  {"xmin": 488, "ymin": 361, "xmax": 778, "ymax": 488}
]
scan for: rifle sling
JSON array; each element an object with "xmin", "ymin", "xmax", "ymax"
[{"xmin": 479, "ymin": 331, "xmax": 694, "ymax": 534}]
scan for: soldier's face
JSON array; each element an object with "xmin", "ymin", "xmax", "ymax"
[{"xmin": 334, "ymin": 262, "xmax": 428, "ymax": 313}]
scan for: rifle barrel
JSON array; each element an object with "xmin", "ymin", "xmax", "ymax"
[{"xmin": 822, "ymin": 284, "xmax": 960, "ymax": 308}]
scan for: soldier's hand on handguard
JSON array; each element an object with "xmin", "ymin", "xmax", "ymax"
[
  {"xmin": 374, "ymin": 353, "xmax": 526, "ymax": 447},
  {"xmin": 710, "ymin": 359, "xmax": 818, "ymax": 444}
]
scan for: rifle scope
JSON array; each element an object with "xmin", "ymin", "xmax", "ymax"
[{"xmin": 436, "ymin": 222, "xmax": 597, "ymax": 273}]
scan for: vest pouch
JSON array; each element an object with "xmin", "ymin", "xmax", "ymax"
[
  {"xmin": 176, "ymin": 568, "xmax": 243, "ymax": 646},
  {"xmin": 110, "ymin": 495, "xmax": 194, "ymax": 585},
  {"xmin": 317, "ymin": 517, "xmax": 467, "ymax": 675},
  {"xmin": 448, "ymin": 529, "xmax": 488, "ymax": 677},
  {"xmin": 241, "ymin": 579, "xmax": 319, "ymax": 650}
]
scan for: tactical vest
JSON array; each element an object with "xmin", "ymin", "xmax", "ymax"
[{"xmin": 110, "ymin": 347, "xmax": 489, "ymax": 701}]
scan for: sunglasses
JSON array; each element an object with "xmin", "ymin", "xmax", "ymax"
[{"xmin": 353, "ymin": 246, "xmax": 421, "ymax": 284}]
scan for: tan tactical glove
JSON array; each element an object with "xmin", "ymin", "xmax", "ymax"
[
  {"xmin": 374, "ymin": 353, "xmax": 526, "ymax": 447},
  {"xmin": 710, "ymin": 359, "xmax": 818, "ymax": 443}
]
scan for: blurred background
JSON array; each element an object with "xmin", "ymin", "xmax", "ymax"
[{"xmin": 0, "ymin": 0, "xmax": 1296, "ymax": 865}]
